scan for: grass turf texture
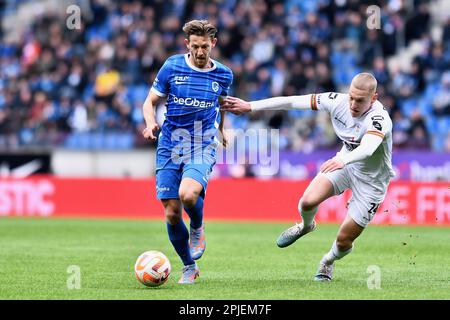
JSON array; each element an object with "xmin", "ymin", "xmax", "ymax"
[{"xmin": 0, "ymin": 217, "xmax": 449, "ymax": 299}]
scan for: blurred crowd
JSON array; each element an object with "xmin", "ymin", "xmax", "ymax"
[{"xmin": 0, "ymin": 0, "xmax": 449, "ymax": 151}]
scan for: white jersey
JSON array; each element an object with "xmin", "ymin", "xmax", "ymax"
[{"xmin": 312, "ymin": 92, "xmax": 395, "ymax": 184}]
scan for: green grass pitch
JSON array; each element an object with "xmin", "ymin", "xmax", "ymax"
[{"xmin": 0, "ymin": 217, "xmax": 449, "ymax": 299}]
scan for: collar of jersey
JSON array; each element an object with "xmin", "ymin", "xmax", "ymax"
[
  {"xmin": 359, "ymin": 103, "xmax": 376, "ymax": 119},
  {"xmin": 351, "ymin": 102, "xmax": 375, "ymax": 121},
  {"xmin": 184, "ymin": 54, "xmax": 217, "ymax": 72}
]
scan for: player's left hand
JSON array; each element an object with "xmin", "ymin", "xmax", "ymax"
[{"xmin": 320, "ymin": 157, "xmax": 345, "ymax": 173}]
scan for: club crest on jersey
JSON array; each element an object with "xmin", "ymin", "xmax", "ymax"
[
  {"xmin": 372, "ymin": 121, "xmax": 382, "ymax": 131},
  {"xmin": 212, "ymin": 81, "xmax": 219, "ymax": 92}
]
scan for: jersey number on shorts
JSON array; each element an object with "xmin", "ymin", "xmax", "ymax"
[{"xmin": 368, "ymin": 202, "xmax": 381, "ymax": 217}]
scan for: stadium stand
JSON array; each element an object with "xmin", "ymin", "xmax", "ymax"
[{"xmin": 0, "ymin": 0, "xmax": 449, "ymax": 151}]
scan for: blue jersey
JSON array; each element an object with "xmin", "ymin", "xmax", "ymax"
[
  {"xmin": 151, "ymin": 54, "xmax": 233, "ymax": 141},
  {"xmin": 151, "ymin": 54, "xmax": 233, "ymax": 153}
]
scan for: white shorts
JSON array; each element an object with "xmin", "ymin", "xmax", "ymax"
[{"xmin": 321, "ymin": 166, "xmax": 389, "ymax": 228}]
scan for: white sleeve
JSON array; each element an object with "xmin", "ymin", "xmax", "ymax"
[
  {"xmin": 364, "ymin": 112, "xmax": 392, "ymax": 138},
  {"xmin": 335, "ymin": 144, "xmax": 346, "ymax": 157},
  {"xmin": 314, "ymin": 92, "xmax": 345, "ymax": 113},
  {"xmin": 336, "ymin": 133, "xmax": 383, "ymax": 165},
  {"xmin": 250, "ymin": 94, "xmax": 316, "ymax": 111}
]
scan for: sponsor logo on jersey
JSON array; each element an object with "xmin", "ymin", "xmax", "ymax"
[
  {"xmin": 334, "ymin": 116, "xmax": 347, "ymax": 127},
  {"xmin": 212, "ymin": 81, "xmax": 219, "ymax": 92},
  {"xmin": 174, "ymin": 75, "xmax": 190, "ymax": 85},
  {"xmin": 171, "ymin": 94, "xmax": 214, "ymax": 108},
  {"xmin": 156, "ymin": 186, "xmax": 170, "ymax": 192}
]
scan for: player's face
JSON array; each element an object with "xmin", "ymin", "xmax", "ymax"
[
  {"xmin": 348, "ymin": 85, "xmax": 377, "ymax": 117},
  {"xmin": 185, "ymin": 35, "xmax": 217, "ymax": 69}
]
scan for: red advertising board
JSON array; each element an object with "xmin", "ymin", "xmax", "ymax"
[{"xmin": 0, "ymin": 176, "xmax": 449, "ymax": 225}]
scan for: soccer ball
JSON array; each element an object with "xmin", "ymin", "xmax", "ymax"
[{"xmin": 134, "ymin": 250, "xmax": 171, "ymax": 287}]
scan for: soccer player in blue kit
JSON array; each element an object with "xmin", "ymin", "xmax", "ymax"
[{"xmin": 141, "ymin": 20, "xmax": 233, "ymax": 284}]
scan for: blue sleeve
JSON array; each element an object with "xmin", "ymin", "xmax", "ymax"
[
  {"xmin": 220, "ymin": 70, "xmax": 233, "ymax": 96},
  {"xmin": 151, "ymin": 60, "xmax": 171, "ymax": 97}
]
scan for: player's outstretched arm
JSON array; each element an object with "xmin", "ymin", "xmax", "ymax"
[
  {"xmin": 221, "ymin": 94, "xmax": 315, "ymax": 115},
  {"xmin": 142, "ymin": 91, "xmax": 161, "ymax": 141}
]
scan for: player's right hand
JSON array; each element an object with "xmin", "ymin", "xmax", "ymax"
[
  {"xmin": 220, "ymin": 97, "xmax": 252, "ymax": 115},
  {"xmin": 142, "ymin": 123, "xmax": 159, "ymax": 141}
]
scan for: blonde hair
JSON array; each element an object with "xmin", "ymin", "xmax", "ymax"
[{"xmin": 351, "ymin": 72, "xmax": 377, "ymax": 94}]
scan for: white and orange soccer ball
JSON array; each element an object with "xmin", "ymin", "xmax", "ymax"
[{"xmin": 134, "ymin": 250, "xmax": 171, "ymax": 287}]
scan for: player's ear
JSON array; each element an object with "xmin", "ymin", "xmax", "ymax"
[
  {"xmin": 211, "ymin": 37, "xmax": 218, "ymax": 48},
  {"xmin": 184, "ymin": 38, "xmax": 190, "ymax": 49},
  {"xmin": 371, "ymin": 92, "xmax": 378, "ymax": 103}
]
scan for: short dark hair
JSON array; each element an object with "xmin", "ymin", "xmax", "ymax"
[{"xmin": 182, "ymin": 19, "xmax": 217, "ymax": 39}]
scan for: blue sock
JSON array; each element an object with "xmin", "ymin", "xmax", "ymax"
[
  {"xmin": 184, "ymin": 196, "xmax": 204, "ymax": 229},
  {"xmin": 166, "ymin": 221, "xmax": 194, "ymax": 266}
]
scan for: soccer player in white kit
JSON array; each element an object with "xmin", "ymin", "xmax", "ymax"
[{"xmin": 221, "ymin": 73, "xmax": 395, "ymax": 281}]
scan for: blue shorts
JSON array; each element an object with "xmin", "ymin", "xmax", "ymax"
[
  {"xmin": 156, "ymin": 163, "xmax": 213, "ymax": 200},
  {"xmin": 155, "ymin": 131, "xmax": 217, "ymax": 200}
]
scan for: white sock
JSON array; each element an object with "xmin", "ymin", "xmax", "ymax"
[
  {"xmin": 321, "ymin": 240, "xmax": 353, "ymax": 265},
  {"xmin": 299, "ymin": 200, "xmax": 318, "ymax": 228}
]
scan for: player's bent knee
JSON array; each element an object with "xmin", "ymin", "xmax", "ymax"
[
  {"xmin": 179, "ymin": 190, "xmax": 199, "ymax": 208},
  {"xmin": 299, "ymin": 196, "xmax": 317, "ymax": 212},
  {"xmin": 165, "ymin": 209, "xmax": 182, "ymax": 225},
  {"xmin": 162, "ymin": 200, "xmax": 182, "ymax": 224}
]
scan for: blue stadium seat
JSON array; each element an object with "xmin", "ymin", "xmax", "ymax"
[
  {"xmin": 437, "ymin": 117, "xmax": 450, "ymax": 134},
  {"xmin": 399, "ymin": 98, "xmax": 419, "ymax": 117},
  {"xmin": 90, "ymin": 133, "xmax": 104, "ymax": 150},
  {"xmin": 128, "ymin": 85, "xmax": 148, "ymax": 106},
  {"xmin": 425, "ymin": 116, "xmax": 437, "ymax": 134},
  {"xmin": 432, "ymin": 133, "xmax": 445, "ymax": 151},
  {"xmin": 82, "ymin": 85, "xmax": 94, "ymax": 101},
  {"xmin": 85, "ymin": 22, "xmax": 111, "ymax": 42},
  {"xmin": 64, "ymin": 132, "xmax": 89, "ymax": 149},
  {"xmin": 116, "ymin": 133, "xmax": 134, "ymax": 149},
  {"xmin": 64, "ymin": 132, "xmax": 134, "ymax": 150}
]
